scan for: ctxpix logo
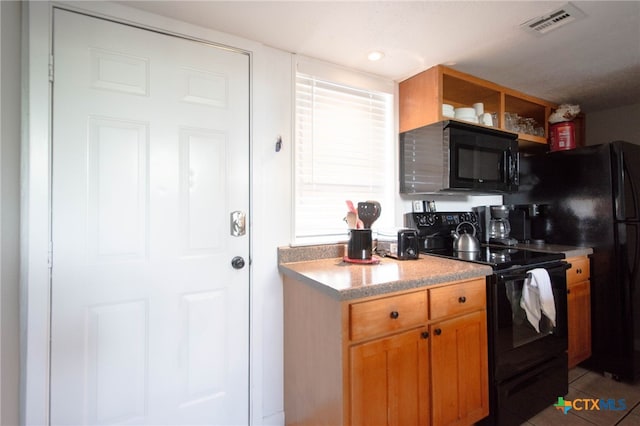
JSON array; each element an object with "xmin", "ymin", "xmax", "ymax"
[{"xmin": 554, "ymin": 397, "xmax": 627, "ymax": 414}]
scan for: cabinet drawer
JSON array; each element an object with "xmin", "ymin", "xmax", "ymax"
[
  {"xmin": 567, "ymin": 257, "xmax": 590, "ymax": 284},
  {"xmin": 429, "ymin": 279, "xmax": 486, "ymax": 320},
  {"xmin": 350, "ymin": 291, "xmax": 427, "ymax": 341}
]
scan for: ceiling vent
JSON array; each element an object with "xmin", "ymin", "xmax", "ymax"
[{"xmin": 520, "ymin": 3, "xmax": 586, "ymax": 36}]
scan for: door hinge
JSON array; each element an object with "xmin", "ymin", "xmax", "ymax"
[{"xmin": 48, "ymin": 55, "xmax": 54, "ymax": 83}]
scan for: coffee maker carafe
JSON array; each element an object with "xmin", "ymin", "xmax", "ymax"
[{"xmin": 488, "ymin": 205, "xmax": 518, "ymax": 246}]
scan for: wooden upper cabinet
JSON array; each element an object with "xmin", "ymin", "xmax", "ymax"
[{"xmin": 399, "ymin": 65, "xmax": 557, "ymax": 147}]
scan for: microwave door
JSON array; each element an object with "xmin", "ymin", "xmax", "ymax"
[{"xmin": 454, "ymin": 144, "xmax": 510, "ymax": 192}]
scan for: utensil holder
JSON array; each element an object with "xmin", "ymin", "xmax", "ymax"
[{"xmin": 348, "ymin": 229, "xmax": 372, "ymax": 260}]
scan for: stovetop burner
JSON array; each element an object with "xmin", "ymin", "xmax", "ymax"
[{"xmin": 422, "ymin": 244, "xmax": 564, "ymax": 271}]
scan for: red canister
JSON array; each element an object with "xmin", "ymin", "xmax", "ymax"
[{"xmin": 549, "ymin": 121, "xmax": 576, "ymax": 151}]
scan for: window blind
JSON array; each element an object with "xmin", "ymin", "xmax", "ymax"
[{"xmin": 294, "ymin": 72, "xmax": 394, "ymax": 242}]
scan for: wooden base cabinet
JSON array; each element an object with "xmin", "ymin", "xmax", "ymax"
[
  {"xmin": 566, "ymin": 256, "xmax": 592, "ymax": 368},
  {"xmin": 431, "ymin": 310, "xmax": 489, "ymax": 426},
  {"xmin": 350, "ymin": 328, "xmax": 429, "ymax": 426},
  {"xmin": 283, "ymin": 275, "xmax": 489, "ymax": 426}
]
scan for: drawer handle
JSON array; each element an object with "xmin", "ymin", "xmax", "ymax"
[
  {"xmin": 390, "ymin": 311, "xmax": 399, "ymax": 319},
  {"xmin": 434, "ymin": 328, "xmax": 442, "ymax": 336},
  {"xmin": 421, "ymin": 331, "xmax": 430, "ymax": 339},
  {"xmin": 458, "ymin": 296, "xmax": 467, "ymax": 303},
  {"xmin": 577, "ymin": 268, "xmax": 582, "ymax": 274}
]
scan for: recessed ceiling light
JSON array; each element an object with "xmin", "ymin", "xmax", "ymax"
[{"xmin": 367, "ymin": 51, "xmax": 385, "ymax": 61}]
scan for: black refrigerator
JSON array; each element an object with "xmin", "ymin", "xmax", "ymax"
[{"xmin": 506, "ymin": 141, "xmax": 640, "ymax": 381}]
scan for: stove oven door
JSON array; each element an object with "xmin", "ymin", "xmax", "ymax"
[{"xmin": 490, "ymin": 262, "xmax": 570, "ymax": 381}]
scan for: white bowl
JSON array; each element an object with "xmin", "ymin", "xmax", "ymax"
[
  {"xmin": 454, "ymin": 107, "xmax": 476, "ymax": 117},
  {"xmin": 442, "ymin": 105, "xmax": 455, "ymax": 118}
]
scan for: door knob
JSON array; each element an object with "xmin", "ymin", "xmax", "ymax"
[{"xmin": 231, "ymin": 256, "xmax": 246, "ymax": 269}]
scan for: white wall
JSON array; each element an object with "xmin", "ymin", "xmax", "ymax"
[
  {"xmin": 0, "ymin": 1, "xmax": 22, "ymax": 425},
  {"xmin": 585, "ymin": 102, "xmax": 640, "ymax": 146},
  {"xmin": 251, "ymin": 46, "xmax": 292, "ymax": 424}
]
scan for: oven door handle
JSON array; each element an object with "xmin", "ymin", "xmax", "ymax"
[{"xmin": 497, "ymin": 262, "xmax": 571, "ymax": 281}]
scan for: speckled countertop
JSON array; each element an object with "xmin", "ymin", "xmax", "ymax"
[
  {"xmin": 510, "ymin": 243, "xmax": 593, "ymax": 259},
  {"xmin": 278, "ymin": 245, "xmax": 493, "ymax": 301},
  {"xmin": 278, "ymin": 242, "xmax": 592, "ymax": 301}
]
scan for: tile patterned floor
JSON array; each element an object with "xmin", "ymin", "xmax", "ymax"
[{"xmin": 522, "ymin": 368, "xmax": 640, "ymax": 425}]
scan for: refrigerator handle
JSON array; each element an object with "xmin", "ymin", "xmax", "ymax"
[
  {"xmin": 624, "ymin": 155, "xmax": 640, "ymax": 222},
  {"xmin": 631, "ymin": 224, "xmax": 640, "ymax": 295},
  {"xmin": 613, "ymin": 142, "xmax": 640, "ymax": 221}
]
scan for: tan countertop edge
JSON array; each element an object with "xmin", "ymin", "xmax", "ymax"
[
  {"xmin": 512, "ymin": 243, "xmax": 594, "ymax": 258},
  {"xmin": 279, "ymin": 255, "xmax": 493, "ymax": 301}
]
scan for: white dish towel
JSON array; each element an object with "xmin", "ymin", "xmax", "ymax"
[{"xmin": 520, "ymin": 268, "xmax": 556, "ymax": 332}]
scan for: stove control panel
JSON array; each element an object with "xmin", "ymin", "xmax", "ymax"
[{"xmin": 405, "ymin": 212, "xmax": 478, "ymax": 229}]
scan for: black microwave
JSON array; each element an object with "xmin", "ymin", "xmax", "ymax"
[{"xmin": 400, "ymin": 120, "xmax": 519, "ymax": 193}]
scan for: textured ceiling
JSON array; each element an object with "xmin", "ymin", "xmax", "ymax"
[{"xmin": 122, "ymin": 1, "xmax": 640, "ymax": 113}]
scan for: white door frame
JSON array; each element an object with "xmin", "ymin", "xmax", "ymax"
[{"xmin": 21, "ymin": 2, "xmax": 256, "ymax": 424}]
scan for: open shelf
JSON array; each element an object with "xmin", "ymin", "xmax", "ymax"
[{"xmin": 399, "ymin": 65, "xmax": 557, "ymax": 147}]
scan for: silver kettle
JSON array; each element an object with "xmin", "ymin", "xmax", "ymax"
[{"xmin": 452, "ymin": 222, "xmax": 480, "ymax": 252}]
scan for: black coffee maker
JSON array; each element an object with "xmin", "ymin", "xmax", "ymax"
[{"xmin": 509, "ymin": 204, "xmax": 548, "ymax": 244}]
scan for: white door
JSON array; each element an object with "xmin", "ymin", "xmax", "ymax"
[{"xmin": 50, "ymin": 9, "xmax": 250, "ymax": 425}]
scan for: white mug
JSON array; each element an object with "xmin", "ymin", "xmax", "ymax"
[{"xmin": 473, "ymin": 102, "xmax": 484, "ymax": 116}]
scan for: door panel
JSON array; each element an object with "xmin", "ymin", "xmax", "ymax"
[
  {"xmin": 350, "ymin": 328, "xmax": 429, "ymax": 426},
  {"xmin": 51, "ymin": 9, "xmax": 249, "ymax": 425}
]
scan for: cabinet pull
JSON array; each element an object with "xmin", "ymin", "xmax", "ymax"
[
  {"xmin": 577, "ymin": 268, "xmax": 582, "ymax": 274},
  {"xmin": 434, "ymin": 328, "xmax": 442, "ymax": 336},
  {"xmin": 458, "ymin": 296, "xmax": 467, "ymax": 303},
  {"xmin": 390, "ymin": 311, "xmax": 399, "ymax": 319},
  {"xmin": 567, "ymin": 289, "xmax": 571, "ymax": 294},
  {"xmin": 421, "ymin": 331, "xmax": 430, "ymax": 339}
]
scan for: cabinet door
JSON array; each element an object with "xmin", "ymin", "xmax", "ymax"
[
  {"xmin": 350, "ymin": 328, "xmax": 429, "ymax": 426},
  {"xmin": 568, "ymin": 280, "xmax": 592, "ymax": 368},
  {"xmin": 431, "ymin": 310, "xmax": 489, "ymax": 426}
]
